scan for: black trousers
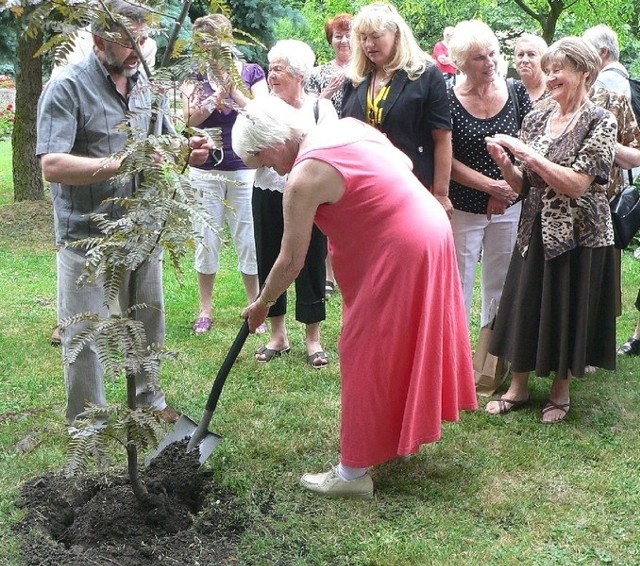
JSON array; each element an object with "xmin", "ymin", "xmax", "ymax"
[{"xmin": 252, "ymin": 186, "xmax": 326, "ymax": 324}]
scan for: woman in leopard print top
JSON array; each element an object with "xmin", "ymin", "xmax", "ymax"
[{"xmin": 484, "ymin": 37, "xmax": 618, "ymax": 424}]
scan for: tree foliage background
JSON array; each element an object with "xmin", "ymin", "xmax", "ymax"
[
  {"xmin": 274, "ymin": 0, "xmax": 640, "ymax": 70},
  {"xmin": 0, "ymin": 0, "xmax": 639, "ymax": 202}
]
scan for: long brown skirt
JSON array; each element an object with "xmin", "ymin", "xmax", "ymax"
[{"xmin": 490, "ymin": 217, "xmax": 617, "ymax": 379}]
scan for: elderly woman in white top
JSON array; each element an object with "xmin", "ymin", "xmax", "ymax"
[{"xmin": 252, "ymin": 40, "xmax": 338, "ymax": 367}]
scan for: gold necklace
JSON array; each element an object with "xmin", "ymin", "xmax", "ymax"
[{"xmin": 371, "ymin": 70, "xmax": 394, "ymax": 99}]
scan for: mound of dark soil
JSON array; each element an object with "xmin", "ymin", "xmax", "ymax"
[{"xmin": 13, "ymin": 442, "xmax": 250, "ymax": 565}]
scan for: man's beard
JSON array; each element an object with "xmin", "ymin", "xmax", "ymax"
[{"xmin": 104, "ymin": 51, "xmax": 139, "ymax": 78}]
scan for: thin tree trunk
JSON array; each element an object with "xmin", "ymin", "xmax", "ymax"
[
  {"xmin": 13, "ymin": 30, "xmax": 43, "ymax": 202},
  {"xmin": 126, "ymin": 369, "xmax": 149, "ymax": 502}
]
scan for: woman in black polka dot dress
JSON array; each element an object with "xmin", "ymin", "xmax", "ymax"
[{"xmin": 447, "ymin": 20, "xmax": 533, "ymax": 329}]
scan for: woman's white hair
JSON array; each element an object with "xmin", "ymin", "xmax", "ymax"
[
  {"xmin": 232, "ymin": 96, "xmax": 310, "ymax": 164},
  {"xmin": 448, "ymin": 20, "xmax": 500, "ymax": 71},
  {"xmin": 268, "ymin": 39, "xmax": 316, "ymax": 81},
  {"xmin": 348, "ymin": 2, "xmax": 430, "ymax": 86}
]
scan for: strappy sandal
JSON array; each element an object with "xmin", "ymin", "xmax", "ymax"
[
  {"xmin": 255, "ymin": 345, "xmax": 291, "ymax": 363},
  {"xmin": 325, "ymin": 280, "xmax": 336, "ymax": 299},
  {"xmin": 618, "ymin": 337, "xmax": 640, "ymax": 356},
  {"xmin": 486, "ymin": 395, "xmax": 530, "ymax": 415},
  {"xmin": 541, "ymin": 400, "xmax": 570, "ymax": 424},
  {"xmin": 307, "ymin": 350, "xmax": 329, "ymax": 369},
  {"xmin": 192, "ymin": 316, "xmax": 212, "ymax": 334}
]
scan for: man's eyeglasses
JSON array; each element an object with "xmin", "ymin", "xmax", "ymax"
[{"xmin": 106, "ymin": 30, "xmax": 148, "ymax": 49}]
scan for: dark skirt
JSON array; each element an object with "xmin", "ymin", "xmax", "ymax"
[{"xmin": 490, "ymin": 216, "xmax": 616, "ymax": 379}]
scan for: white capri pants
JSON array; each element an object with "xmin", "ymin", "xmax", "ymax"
[
  {"xmin": 451, "ymin": 201, "xmax": 521, "ymax": 327},
  {"xmin": 190, "ymin": 167, "xmax": 258, "ymax": 276}
]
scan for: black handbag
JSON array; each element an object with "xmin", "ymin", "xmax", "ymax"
[{"xmin": 610, "ymin": 183, "xmax": 640, "ymax": 249}]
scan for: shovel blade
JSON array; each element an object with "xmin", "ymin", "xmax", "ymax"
[{"xmin": 145, "ymin": 414, "xmax": 223, "ymax": 467}]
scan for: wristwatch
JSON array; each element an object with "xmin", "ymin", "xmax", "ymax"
[{"xmin": 258, "ymin": 295, "xmax": 276, "ymax": 308}]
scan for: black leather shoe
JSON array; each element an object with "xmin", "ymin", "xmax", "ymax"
[{"xmin": 618, "ymin": 337, "xmax": 640, "ymax": 356}]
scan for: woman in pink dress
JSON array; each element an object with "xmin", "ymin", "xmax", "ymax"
[{"xmin": 233, "ymin": 97, "xmax": 477, "ymax": 499}]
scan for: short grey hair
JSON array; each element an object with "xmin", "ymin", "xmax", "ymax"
[
  {"xmin": 582, "ymin": 24, "xmax": 620, "ymax": 61},
  {"xmin": 515, "ymin": 33, "xmax": 548, "ymax": 57},
  {"xmin": 542, "ymin": 37, "xmax": 601, "ymax": 89},
  {"xmin": 232, "ymin": 96, "xmax": 311, "ymax": 165},
  {"xmin": 91, "ymin": 0, "xmax": 149, "ymax": 34},
  {"xmin": 267, "ymin": 39, "xmax": 316, "ymax": 82},
  {"xmin": 448, "ymin": 20, "xmax": 500, "ymax": 70}
]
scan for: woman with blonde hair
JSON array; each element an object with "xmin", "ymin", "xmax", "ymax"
[
  {"xmin": 447, "ymin": 20, "xmax": 532, "ymax": 329},
  {"xmin": 341, "ymin": 2, "xmax": 452, "ymax": 214}
]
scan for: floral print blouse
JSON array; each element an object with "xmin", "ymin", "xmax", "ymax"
[{"xmin": 518, "ymin": 101, "xmax": 617, "ymax": 260}]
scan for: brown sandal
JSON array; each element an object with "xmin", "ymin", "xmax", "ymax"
[
  {"xmin": 487, "ymin": 396, "xmax": 530, "ymax": 415},
  {"xmin": 541, "ymin": 400, "xmax": 570, "ymax": 424}
]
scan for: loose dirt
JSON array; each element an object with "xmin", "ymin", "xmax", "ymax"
[{"xmin": 13, "ymin": 441, "xmax": 249, "ymax": 565}]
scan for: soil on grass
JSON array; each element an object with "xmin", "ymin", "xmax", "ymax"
[{"xmin": 13, "ymin": 441, "xmax": 252, "ymax": 565}]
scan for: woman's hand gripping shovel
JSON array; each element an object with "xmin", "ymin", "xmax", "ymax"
[{"xmin": 146, "ymin": 320, "xmax": 250, "ymax": 466}]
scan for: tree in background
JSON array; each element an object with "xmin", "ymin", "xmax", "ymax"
[
  {"xmin": 1, "ymin": 0, "xmax": 294, "ymax": 204},
  {"xmin": 274, "ymin": 0, "xmax": 359, "ymax": 64},
  {"xmin": 0, "ymin": 6, "xmax": 43, "ymax": 201},
  {"xmin": 0, "ymin": 12, "xmax": 18, "ymax": 76}
]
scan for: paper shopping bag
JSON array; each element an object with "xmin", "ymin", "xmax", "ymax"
[{"xmin": 473, "ymin": 318, "xmax": 510, "ymax": 396}]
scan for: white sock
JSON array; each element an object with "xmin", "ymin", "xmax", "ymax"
[{"xmin": 338, "ymin": 463, "xmax": 368, "ymax": 481}]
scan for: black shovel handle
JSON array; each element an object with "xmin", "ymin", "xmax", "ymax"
[
  {"xmin": 185, "ymin": 320, "xmax": 250, "ymax": 454},
  {"xmin": 205, "ymin": 319, "xmax": 250, "ymax": 413}
]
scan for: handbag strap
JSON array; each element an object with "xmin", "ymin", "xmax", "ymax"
[{"xmin": 506, "ymin": 78, "xmax": 522, "ymax": 128}]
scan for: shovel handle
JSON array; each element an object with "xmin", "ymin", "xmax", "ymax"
[
  {"xmin": 204, "ymin": 319, "xmax": 250, "ymax": 413},
  {"xmin": 186, "ymin": 320, "xmax": 250, "ymax": 453}
]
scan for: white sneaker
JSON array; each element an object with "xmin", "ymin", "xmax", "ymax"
[{"xmin": 300, "ymin": 466, "xmax": 374, "ymax": 499}]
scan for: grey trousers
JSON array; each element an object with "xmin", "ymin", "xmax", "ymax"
[{"xmin": 57, "ymin": 247, "xmax": 168, "ymax": 425}]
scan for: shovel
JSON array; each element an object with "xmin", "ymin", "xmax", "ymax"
[{"xmin": 146, "ymin": 319, "xmax": 250, "ymax": 466}]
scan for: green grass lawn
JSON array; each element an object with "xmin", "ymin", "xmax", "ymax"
[
  {"xmin": 1, "ymin": 141, "xmax": 640, "ymax": 564},
  {"xmin": 0, "ymin": 139, "xmax": 13, "ymax": 206}
]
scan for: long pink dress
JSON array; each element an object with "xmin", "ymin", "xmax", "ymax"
[{"xmin": 296, "ymin": 119, "xmax": 477, "ymax": 468}]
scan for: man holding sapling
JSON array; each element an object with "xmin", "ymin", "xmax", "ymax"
[{"xmin": 37, "ymin": 0, "xmax": 210, "ymax": 428}]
